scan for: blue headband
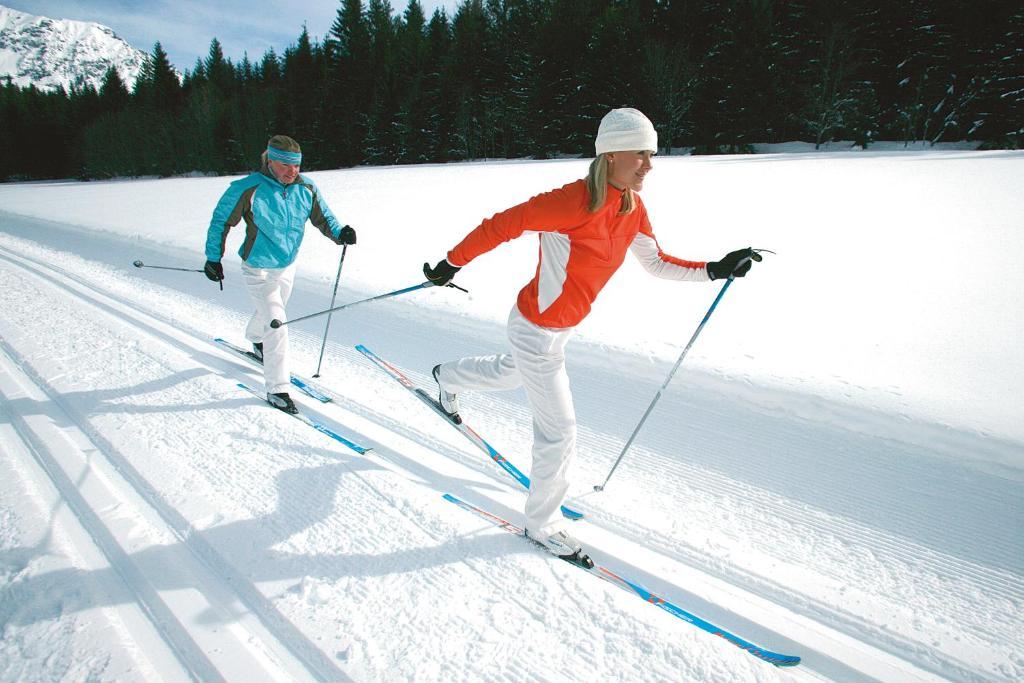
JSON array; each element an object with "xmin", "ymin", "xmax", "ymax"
[{"xmin": 267, "ymin": 146, "xmax": 302, "ymax": 165}]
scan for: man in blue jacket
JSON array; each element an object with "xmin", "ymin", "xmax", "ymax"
[{"xmin": 204, "ymin": 135, "xmax": 356, "ymax": 414}]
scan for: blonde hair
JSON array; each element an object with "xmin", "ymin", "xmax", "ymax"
[
  {"xmin": 260, "ymin": 134, "xmax": 302, "ymax": 165},
  {"xmin": 586, "ymin": 155, "xmax": 635, "ymax": 215}
]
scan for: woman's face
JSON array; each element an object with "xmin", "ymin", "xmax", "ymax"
[
  {"xmin": 606, "ymin": 150, "xmax": 654, "ymax": 192},
  {"xmin": 269, "ymin": 159, "xmax": 300, "ymax": 184}
]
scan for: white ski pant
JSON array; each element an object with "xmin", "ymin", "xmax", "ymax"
[
  {"xmin": 439, "ymin": 306, "xmax": 576, "ymax": 540},
  {"xmin": 241, "ymin": 261, "xmax": 296, "ymax": 395}
]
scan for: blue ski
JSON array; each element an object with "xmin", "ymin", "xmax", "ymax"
[
  {"xmin": 215, "ymin": 337, "xmax": 332, "ymax": 403},
  {"xmin": 236, "ymin": 383, "xmax": 371, "ymax": 455},
  {"xmin": 444, "ymin": 493, "xmax": 800, "ymax": 668},
  {"xmin": 356, "ymin": 344, "xmax": 583, "ymax": 521}
]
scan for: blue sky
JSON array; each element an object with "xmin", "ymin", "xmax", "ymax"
[{"xmin": 7, "ymin": 1, "xmax": 459, "ymax": 71}]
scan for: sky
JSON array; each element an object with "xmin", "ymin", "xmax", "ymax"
[{"xmin": 5, "ymin": 0, "xmax": 460, "ymax": 71}]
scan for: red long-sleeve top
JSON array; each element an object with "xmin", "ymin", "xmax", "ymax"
[{"xmin": 447, "ymin": 179, "xmax": 709, "ymax": 329}]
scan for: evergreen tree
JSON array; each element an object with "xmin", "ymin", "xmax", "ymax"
[
  {"xmin": 695, "ymin": 0, "xmax": 778, "ymax": 152},
  {"xmin": 205, "ymin": 38, "xmax": 236, "ymax": 95},
  {"xmin": 421, "ymin": 8, "xmax": 455, "ymax": 161},
  {"xmin": 784, "ymin": 0, "xmax": 872, "ymax": 147},
  {"xmin": 323, "ymin": 2, "xmax": 372, "ymax": 166},
  {"xmin": 448, "ymin": 0, "xmax": 491, "ymax": 159},
  {"xmin": 279, "ymin": 27, "xmax": 322, "ymax": 165},
  {"xmin": 528, "ymin": 0, "xmax": 604, "ymax": 157},
  {"xmin": 363, "ymin": 0, "xmax": 400, "ymax": 163},
  {"xmin": 98, "ymin": 67, "xmax": 131, "ymax": 112},
  {"xmin": 394, "ymin": 0, "xmax": 430, "ymax": 162},
  {"xmin": 482, "ymin": 0, "xmax": 540, "ymax": 159},
  {"xmin": 641, "ymin": 41, "xmax": 697, "ymax": 154},
  {"xmin": 135, "ymin": 42, "xmax": 182, "ymax": 114},
  {"xmin": 0, "ymin": 77, "xmax": 17, "ymax": 180},
  {"xmin": 971, "ymin": 3, "xmax": 1023, "ymax": 146}
]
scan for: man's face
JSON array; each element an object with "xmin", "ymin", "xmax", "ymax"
[{"xmin": 269, "ymin": 159, "xmax": 300, "ymax": 184}]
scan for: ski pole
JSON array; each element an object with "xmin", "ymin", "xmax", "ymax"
[
  {"xmin": 269, "ymin": 280, "xmax": 466, "ymax": 329},
  {"xmin": 133, "ymin": 259, "xmax": 222, "ymax": 290},
  {"xmin": 312, "ymin": 245, "xmax": 348, "ymax": 377},
  {"xmin": 593, "ymin": 249, "xmax": 768, "ymax": 492},
  {"xmin": 133, "ymin": 259, "xmax": 204, "ymax": 273}
]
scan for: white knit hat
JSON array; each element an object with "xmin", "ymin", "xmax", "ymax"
[{"xmin": 595, "ymin": 108, "xmax": 658, "ymax": 155}]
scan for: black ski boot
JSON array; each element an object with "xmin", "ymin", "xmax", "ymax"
[
  {"xmin": 252, "ymin": 342, "xmax": 264, "ymax": 363},
  {"xmin": 267, "ymin": 392, "xmax": 298, "ymax": 414}
]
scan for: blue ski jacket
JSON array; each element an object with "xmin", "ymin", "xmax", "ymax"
[{"xmin": 205, "ymin": 167, "xmax": 345, "ymax": 269}]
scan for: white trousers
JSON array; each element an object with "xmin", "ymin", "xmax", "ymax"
[
  {"xmin": 241, "ymin": 262, "xmax": 296, "ymax": 394},
  {"xmin": 439, "ymin": 306, "xmax": 576, "ymax": 540}
]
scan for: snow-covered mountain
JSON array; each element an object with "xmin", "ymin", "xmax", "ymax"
[{"xmin": 0, "ymin": 4, "xmax": 147, "ymax": 92}]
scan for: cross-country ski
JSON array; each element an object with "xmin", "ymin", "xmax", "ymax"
[
  {"xmin": 215, "ymin": 337, "xmax": 334, "ymax": 403},
  {"xmin": 443, "ymin": 493, "xmax": 801, "ymax": 668},
  {"xmin": 356, "ymin": 343, "xmax": 585, "ymax": 521},
  {"xmin": 236, "ymin": 382, "xmax": 371, "ymax": 455}
]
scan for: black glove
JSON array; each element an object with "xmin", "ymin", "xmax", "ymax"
[
  {"xmin": 706, "ymin": 248, "xmax": 759, "ymax": 280},
  {"xmin": 423, "ymin": 259, "xmax": 461, "ymax": 286},
  {"xmin": 204, "ymin": 260, "xmax": 224, "ymax": 282},
  {"xmin": 337, "ymin": 225, "xmax": 357, "ymax": 245}
]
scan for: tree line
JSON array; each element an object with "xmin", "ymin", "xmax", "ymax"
[{"xmin": 1, "ymin": 0, "xmax": 1021, "ymax": 181}]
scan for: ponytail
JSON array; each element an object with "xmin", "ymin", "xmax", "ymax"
[{"xmin": 585, "ymin": 155, "xmax": 635, "ymax": 215}]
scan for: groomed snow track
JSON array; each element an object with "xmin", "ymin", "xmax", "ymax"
[{"xmin": 1, "ymin": 230, "xmax": 1020, "ymax": 682}]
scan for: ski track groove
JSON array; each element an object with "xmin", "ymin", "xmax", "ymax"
[
  {"xmin": 1, "ymin": 239, "xmax": 1018, "ymax": 681},
  {"xmin": 596, "ymin": 432, "xmax": 1024, "ymax": 603},
  {"xmin": 0, "ymin": 360, "xmax": 224, "ymax": 682},
  {"xmin": 570, "ymin": 425, "xmax": 1022, "ymax": 678},
  {"xmin": 0, "ymin": 250, "xmax": 358, "ymax": 681},
  {"xmin": 0, "ymin": 245, "xmax": 534, "ymax": 678},
  {"xmin": 435, "ymin": 365, "xmax": 1022, "ymax": 676},
  {"xmin": 0, "ymin": 242, "xmax": 729, "ymax": 681},
  {"xmin": 572, "ymin": 392, "xmax": 1023, "ymax": 591},
  {"xmin": 0, "ymin": 346, "xmax": 352, "ymax": 681}
]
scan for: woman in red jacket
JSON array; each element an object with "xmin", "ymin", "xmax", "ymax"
[{"xmin": 423, "ymin": 108, "xmax": 755, "ymax": 566}]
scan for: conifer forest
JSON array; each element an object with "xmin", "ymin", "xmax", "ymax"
[{"xmin": 1, "ymin": 0, "xmax": 1021, "ymax": 181}]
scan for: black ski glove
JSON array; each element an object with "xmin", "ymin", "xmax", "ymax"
[
  {"xmin": 204, "ymin": 260, "xmax": 224, "ymax": 282},
  {"xmin": 423, "ymin": 259, "xmax": 461, "ymax": 286},
  {"xmin": 706, "ymin": 247, "xmax": 759, "ymax": 280},
  {"xmin": 337, "ymin": 225, "xmax": 357, "ymax": 245}
]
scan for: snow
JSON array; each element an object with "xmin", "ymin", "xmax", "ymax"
[
  {"xmin": 0, "ymin": 149, "xmax": 1022, "ymax": 681},
  {"xmin": 0, "ymin": 4, "xmax": 146, "ymax": 91}
]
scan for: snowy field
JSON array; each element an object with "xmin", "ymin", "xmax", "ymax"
[{"xmin": 0, "ymin": 150, "xmax": 1022, "ymax": 682}]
